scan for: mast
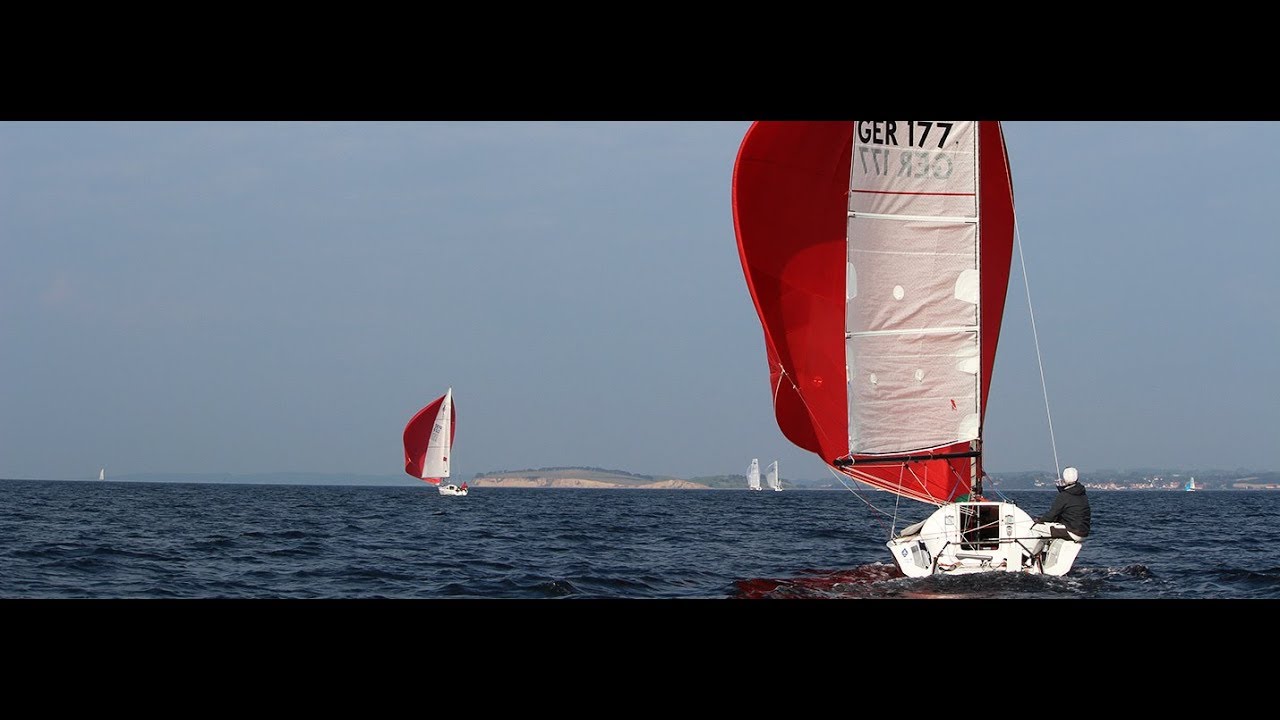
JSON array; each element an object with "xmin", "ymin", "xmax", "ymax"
[{"xmin": 971, "ymin": 440, "xmax": 981, "ymax": 497}]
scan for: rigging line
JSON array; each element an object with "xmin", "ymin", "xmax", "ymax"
[
  {"xmin": 955, "ymin": 461, "xmax": 981, "ymax": 500},
  {"xmin": 901, "ymin": 456, "xmax": 931, "ymax": 502},
  {"xmin": 826, "ymin": 466, "xmax": 898, "ymax": 536},
  {"xmin": 903, "ymin": 462, "xmax": 943, "ymax": 505},
  {"xmin": 771, "ymin": 362, "xmax": 845, "ymax": 469},
  {"xmin": 1014, "ymin": 217, "xmax": 1061, "ymax": 479},
  {"xmin": 848, "ymin": 461, "xmax": 935, "ymax": 507},
  {"xmin": 775, "ymin": 363, "xmax": 897, "ymax": 531},
  {"xmin": 892, "ymin": 463, "xmax": 910, "ymax": 536},
  {"xmin": 986, "ymin": 482, "xmax": 1012, "ymax": 503},
  {"xmin": 771, "ymin": 363, "xmax": 787, "ymax": 407},
  {"xmin": 842, "ymin": 462, "xmax": 942, "ymax": 510},
  {"xmin": 774, "ymin": 363, "xmax": 941, "ymax": 526},
  {"xmin": 882, "ymin": 463, "xmax": 935, "ymax": 538}
]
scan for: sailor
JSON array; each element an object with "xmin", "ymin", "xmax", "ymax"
[{"xmin": 1033, "ymin": 466, "xmax": 1092, "ymax": 541}]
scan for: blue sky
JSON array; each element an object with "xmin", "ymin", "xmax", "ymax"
[{"xmin": 2, "ymin": 121, "xmax": 1275, "ymax": 481}]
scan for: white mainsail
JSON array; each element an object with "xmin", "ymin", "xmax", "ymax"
[
  {"xmin": 766, "ymin": 461, "xmax": 781, "ymax": 491},
  {"xmin": 747, "ymin": 458, "xmax": 761, "ymax": 491},
  {"xmin": 846, "ymin": 121, "xmax": 981, "ymax": 456},
  {"xmin": 421, "ymin": 388, "xmax": 453, "ymax": 479}
]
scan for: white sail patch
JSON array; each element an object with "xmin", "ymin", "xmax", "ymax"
[
  {"xmin": 957, "ymin": 412, "xmax": 979, "ymax": 441},
  {"xmin": 955, "ymin": 344, "xmax": 980, "ymax": 375},
  {"xmin": 847, "ymin": 262, "xmax": 857, "ymax": 299},
  {"xmin": 847, "ymin": 330, "xmax": 981, "ymax": 454},
  {"xmin": 422, "ymin": 390, "xmax": 453, "ymax": 479},
  {"xmin": 954, "ymin": 268, "xmax": 979, "ymax": 305}
]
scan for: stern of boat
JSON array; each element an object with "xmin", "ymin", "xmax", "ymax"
[
  {"xmin": 1034, "ymin": 526, "xmax": 1082, "ymax": 576},
  {"xmin": 887, "ymin": 501, "xmax": 1079, "ymax": 577}
]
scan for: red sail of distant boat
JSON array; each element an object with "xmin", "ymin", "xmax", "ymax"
[
  {"xmin": 731, "ymin": 121, "xmax": 1015, "ymax": 505},
  {"xmin": 403, "ymin": 388, "xmax": 455, "ymax": 486}
]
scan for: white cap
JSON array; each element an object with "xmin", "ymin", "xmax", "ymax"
[{"xmin": 1062, "ymin": 467, "xmax": 1079, "ymax": 485}]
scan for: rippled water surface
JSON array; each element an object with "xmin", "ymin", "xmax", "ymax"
[{"xmin": 2, "ymin": 480, "xmax": 1276, "ymax": 599}]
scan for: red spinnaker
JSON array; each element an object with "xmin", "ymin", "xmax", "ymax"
[
  {"xmin": 731, "ymin": 121, "xmax": 1014, "ymax": 505},
  {"xmin": 403, "ymin": 392, "xmax": 456, "ymax": 484}
]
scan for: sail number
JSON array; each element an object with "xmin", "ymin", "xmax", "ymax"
[
  {"xmin": 856, "ymin": 121, "xmax": 955, "ymax": 179},
  {"xmin": 858, "ymin": 121, "xmax": 953, "ymax": 149}
]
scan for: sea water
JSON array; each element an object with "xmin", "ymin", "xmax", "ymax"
[{"xmin": 1, "ymin": 480, "xmax": 1276, "ymax": 600}]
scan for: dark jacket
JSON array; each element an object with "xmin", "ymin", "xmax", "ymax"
[{"xmin": 1035, "ymin": 482, "xmax": 1091, "ymax": 538}]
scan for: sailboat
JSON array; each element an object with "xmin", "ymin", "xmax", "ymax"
[
  {"xmin": 1185, "ymin": 477, "xmax": 1197, "ymax": 492},
  {"xmin": 766, "ymin": 460, "xmax": 782, "ymax": 491},
  {"xmin": 99, "ymin": 468, "xmax": 105, "ymax": 481},
  {"xmin": 732, "ymin": 120, "xmax": 1082, "ymax": 576},
  {"xmin": 747, "ymin": 458, "xmax": 762, "ymax": 491},
  {"xmin": 403, "ymin": 388, "xmax": 468, "ymax": 496}
]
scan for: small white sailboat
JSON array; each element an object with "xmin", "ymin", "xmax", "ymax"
[
  {"xmin": 403, "ymin": 388, "xmax": 468, "ymax": 497},
  {"xmin": 99, "ymin": 468, "xmax": 105, "ymax": 481},
  {"xmin": 747, "ymin": 458, "xmax": 762, "ymax": 491},
  {"xmin": 1185, "ymin": 477, "xmax": 1197, "ymax": 492},
  {"xmin": 766, "ymin": 460, "xmax": 782, "ymax": 491}
]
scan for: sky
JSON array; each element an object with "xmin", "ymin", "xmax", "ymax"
[{"xmin": 2, "ymin": 121, "xmax": 1276, "ymax": 482}]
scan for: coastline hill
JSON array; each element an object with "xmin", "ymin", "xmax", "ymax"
[{"xmin": 472, "ymin": 467, "xmax": 712, "ymax": 489}]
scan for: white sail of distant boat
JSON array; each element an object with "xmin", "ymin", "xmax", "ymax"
[
  {"xmin": 1186, "ymin": 477, "xmax": 1197, "ymax": 492},
  {"xmin": 766, "ymin": 461, "xmax": 781, "ymax": 491},
  {"xmin": 747, "ymin": 458, "xmax": 762, "ymax": 491},
  {"xmin": 99, "ymin": 468, "xmax": 105, "ymax": 481}
]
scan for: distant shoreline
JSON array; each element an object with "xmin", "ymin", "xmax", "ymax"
[{"xmin": 2, "ymin": 466, "xmax": 1276, "ymax": 490}]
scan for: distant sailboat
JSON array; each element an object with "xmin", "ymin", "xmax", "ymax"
[
  {"xmin": 766, "ymin": 461, "xmax": 782, "ymax": 491},
  {"xmin": 1186, "ymin": 477, "xmax": 1197, "ymax": 492},
  {"xmin": 747, "ymin": 458, "xmax": 762, "ymax": 491},
  {"xmin": 99, "ymin": 468, "xmax": 105, "ymax": 481},
  {"xmin": 403, "ymin": 388, "xmax": 468, "ymax": 496}
]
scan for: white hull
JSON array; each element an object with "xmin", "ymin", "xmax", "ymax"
[
  {"xmin": 886, "ymin": 501, "xmax": 1083, "ymax": 577},
  {"xmin": 437, "ymin": 484, "xmax": 468, "ymax": 496}
]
